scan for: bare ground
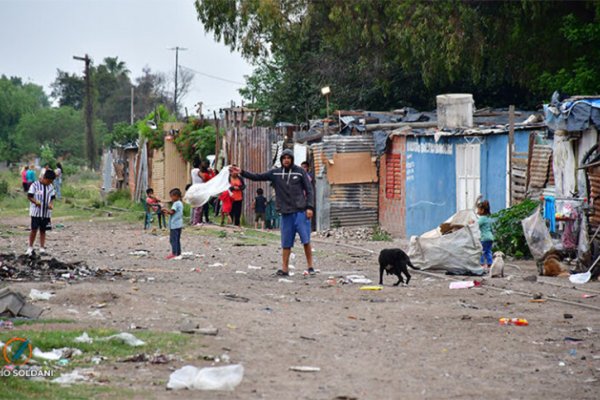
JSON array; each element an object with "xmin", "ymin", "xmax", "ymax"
[{"xmin": 1, "ymin": 215, "xmax": 600, "ymax": 399}]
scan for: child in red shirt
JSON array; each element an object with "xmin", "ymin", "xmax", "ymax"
[{"xmin": 218, "ymin": 191, "xmax": 233, "ymax": 226}]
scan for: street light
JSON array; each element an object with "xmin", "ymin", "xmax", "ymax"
[{"xmin": 321, "ymin": 86, "xmax": 331, "ymax": 118}]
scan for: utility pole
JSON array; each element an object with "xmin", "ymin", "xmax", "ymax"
[
  {"xmin": 130, "ymin": 86, "xmax": 135, "ymax": 125},
  {"xmin": 168, "ymin": 46, "xmax": 187, "ymax": 117},
  {"xmin": 73, "ymin": 54, "xmax": 95, "ymax": 169}
]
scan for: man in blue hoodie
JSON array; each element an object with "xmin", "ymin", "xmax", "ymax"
[{"xmin": 230, "ymin": 149, "xmax": 315, "ymax": 276}]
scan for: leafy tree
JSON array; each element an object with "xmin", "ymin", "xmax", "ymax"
[
  {"xmin": 50, "ymin": 70, "xmax": 85, "ymax": 109},
  {"xmin": 104, "ymin": 122, "xmax": 139, "ymax": 147},
  {"xmin": 174, "ymin": 120, "xmax": 216, "ymax": 163},
  {"xmin": 138, "ymin": 105, "xmax": 177, "ymax": 149},
  {"xmin": 0, "ymin": 75, "xmax": 49, "ymax": 162}
]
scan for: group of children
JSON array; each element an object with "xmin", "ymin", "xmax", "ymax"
[{"xmin": 145, "ymin": 184, "xmax": 269, "ymax": 259}]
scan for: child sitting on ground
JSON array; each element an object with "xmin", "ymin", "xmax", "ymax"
[
  {"xmin": 252, "ymin": 188, "xmax": 267, "ymax": 230},
  {"xmin": 477, "ymin": 199, "xmax": 494, "ymax": 269},
  {"xmin": 26, "ymin": 170, "xmax": 56, "ymax": 255},
  {"xmin": 163, "ymin": 188, "xmax": 184, "ymax": 259},
  {"xmin": 218, "ymin": 190, "xmax": 233, "ymax": 226},
  {"xmin": 146, "ymin": 188, "xmax": 166, "ymax": 230}
]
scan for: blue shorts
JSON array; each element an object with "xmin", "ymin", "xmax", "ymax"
[{"xmin": 280, "ymin": 211, "xmax": 311, "ymax": 249}]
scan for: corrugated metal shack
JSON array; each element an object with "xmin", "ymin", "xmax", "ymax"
[{"xmin": 312, "ymin": 135, "xmax": 379, "ymax": 230}]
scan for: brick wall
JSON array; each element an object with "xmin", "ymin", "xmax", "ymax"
[{"xmin": 379, "ymin": 135, "xmax": 406, "ymax": 237}]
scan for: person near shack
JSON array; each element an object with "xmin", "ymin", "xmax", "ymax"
[
  {"xmin": 230, "ymin": 149, "xmax": 316, "ymax": 276},
  {"xmin": 218, "ymin": 190, "xmax": 233, "ymax": 226},
  {"xmin": 190, "ymin": 159, "xmax": 204, "ymax": 225},
  {"xmin": 200, "ymin": 162, "xmax": 215, "ymax": 224},
  {"xmin": 252, "ymin": 188, "xmax": 267, "ymax": 230},
  {"xmin": 477, "ymin": 200, "xmax": 494, "ymax": 269},
  {"xmin": 228, "ymin": 167, "xmax": 246, "ymax": 227},
  {"xmin": 145, "ymin": 188, "xmax": 166, "ymax": 230},
  {"xmin": 26, "ymin": 169, "xmax": 56, "ymax": 256}
]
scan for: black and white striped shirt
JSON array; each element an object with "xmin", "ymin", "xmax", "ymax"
[{"xmin": 28, "ymin": 180, "xmax": 55, "ymax": 218}]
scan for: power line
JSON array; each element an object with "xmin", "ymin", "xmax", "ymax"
[{"xmin": 179, "ymin": 65, "xmax": 245, "ymax": 85}]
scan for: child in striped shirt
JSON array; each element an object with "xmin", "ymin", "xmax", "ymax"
[{"xmin": 26, "ymin": 170, "xmax": 56, "ymax": 255}]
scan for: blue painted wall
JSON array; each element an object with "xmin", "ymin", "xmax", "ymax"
[
  {"xmin": 405, "ymin": 136, "xmax": 455, "ymax": 237},
  {"xmin": 405, "ymin": 130, "xmax": 534, "ymax": 237}
]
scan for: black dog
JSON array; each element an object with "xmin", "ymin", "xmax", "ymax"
[{"xmin": 379, "ymin": 248, "xmax": 414, "ymax": 286}]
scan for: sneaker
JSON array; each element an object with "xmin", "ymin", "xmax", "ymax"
[
  {"xmin": 276, "ymin": 269, "xmax": 289, "ymax": 276},
  {"xmin": 39, "ymin": 247, "xmax": 47, "ymax": 254},
  {"xmin": 25, "ymin": 247, "xmax": 34, "ymax": 256},
  {"xmin": 165, "ymin": 254, "xmax": 176, "ymax": 260},
  {"xmin": 307, "ymin": 267, "xmax": 316, "ymax": 276}
]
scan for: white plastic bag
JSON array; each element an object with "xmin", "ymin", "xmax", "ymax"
[
  {"xmin": 167, "ymin": 364, "xmax": 244, "ymax": 391},
  {"xmin": 521, "ymin": 207, "xmax": 554, "ymax": 260},
  {"xmin": 184, "ymin": 168, "xmax": 231, "ymax": 207}
]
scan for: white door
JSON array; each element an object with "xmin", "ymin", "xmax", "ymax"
[{"xmin": 456, "ymin": 143, "xmax": 481, "ymax": 211}]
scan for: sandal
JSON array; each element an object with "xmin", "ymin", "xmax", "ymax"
[{"xmin": 276, "ymin": 269, "xmax": 289, "ymax": 276}]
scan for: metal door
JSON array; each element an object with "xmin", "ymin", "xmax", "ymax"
[{"xmin": 456, "ymin": 143, "xmax": 481, "ymax": 211}]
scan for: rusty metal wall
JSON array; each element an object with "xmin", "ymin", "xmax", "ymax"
[
  {"xmin": 527, "ymin": 144, "xmax": 553, "ymax": 198},
  {"xmin": 228, "ymin": 127, "xmax": 284, "ymax": 223},
  {"xmin": 320, "ymin": 135, "xmax": 379, "ymax": 228},
  {"xmin": 589, "ymin": 166, "xmax": 600, "ymax": 231}
]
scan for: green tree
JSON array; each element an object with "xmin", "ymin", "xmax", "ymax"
[
  {"xmin": 0, "ymin": 75, "xmax": 49, "ymax": 162},
  {"xmin": 105, "ymin": 121, "xmax": 139, "ymax": 147}
]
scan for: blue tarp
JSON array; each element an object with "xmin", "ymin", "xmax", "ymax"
[{"xmin": 545, "ymin": 96, "xmax": 600, "ymax": 131}]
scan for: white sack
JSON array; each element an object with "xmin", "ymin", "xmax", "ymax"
[
  {"xmin": 184, "ymin": 167, "xmax": 231, "ymax": 207},
  {"xmin": 408, "ymin": 212, "xmax": 484, "ymax": 275},
  {"xmin": 521, "ymin": 207, "xmax": 554, "ymax": 260},
  {"xmin": 167, "ymin": 364, "xmax": 244, "ymax": 391}
]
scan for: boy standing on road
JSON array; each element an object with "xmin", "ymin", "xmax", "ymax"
[
  {"xmin": 26, "ymin": 170, "xmax": 56, "ymax": 255},
  {"xmin": 163, "ymin": 188, "xmax": 184, "ymax": 259},
  {"xmin": 230, "ymin": 149, "xmax": 315, "ymax": 276}
]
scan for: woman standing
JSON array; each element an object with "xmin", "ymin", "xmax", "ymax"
[
  {"xmin": 54, "ymin": 162, "xmax": 63, "ymax": 200},
  {"xmin": 190, "ymin": 160, "xmax": 204, "ymax": 225},
  {"xmin": 228, "ymin": 167, "xmax": 246, "ymax": 226},
  {"xmin": 21, "ymin": 166, "xmax": 30, "ymax": 192}
]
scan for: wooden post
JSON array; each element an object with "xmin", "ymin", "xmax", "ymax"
[{"xmin": 508, "ymin": 105, "xmax": 515, "ymax": 206}]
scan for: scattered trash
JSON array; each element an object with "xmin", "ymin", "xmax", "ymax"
[
  {"xmin": 0, "ymin": 288, "xmax": 43, "ymax": 318},
  {"xmin": 33, "ymin": 347, "xmax": 82, "ymax": 361},
  {"xmin": 235, "ymin": 271, "xmax": 247, "ymax": 274},
  {"xmin": 197, "ymin": 327, "xmax": 219, "ymax": 336},
  {"xmin": 129, "ymin": 250, "xmax": 149, "ymax": 257},
  {"xmin": 345, "ymin": 275, "xmax": 372, "ymax": 284},
  {"xmin": 52, "ymin": 369, "xmax": 94, "ymax": 384},
  {"xmin": 74, "ymin": 332, "xmax": 93, "ymax": 344},
  {"xmin": 529, "ymin": 299, "xmax": 546, "ymax": 303},
  {"xmin": 221, "ymin": 293, "xmax": 250, "ymax": 303},
  {"xmin": 449, "ymin": 281, "xmax": 475, "ymax": 289},
  {"xmin": 532, "ymin": 292, "xmax": 543, "ymax": 300},
  {"xmin": 0, "ymin": 320, "xmax": 14, "ymax": 330},
  {"xmin": 359, "ymin": 285, "xmax": 382, "ymax": 291},
  {"xmin": 57, "ymin": 359, "xmax": 69, "ymax": 366},
  {"xmin": 87, "ymin": 310, "xmax": 105, "ymax": 319},
  {"xmin": 190, "ymin": 268, "xmax": 201, "ymax": 273},
  {"xmin": 558, "ymin": 361, "xmax": 566, "ymax": 367},
  {"xmin": 0, "ymin": 253, "xmax": 122, "ymax": 282},
  {"xmin": 262, "ymin": 307, "xmax": 273, "ymax": 313},
  {"xmin": 209, "ymin": 263, "xmax": 224, "ymax": 268},
  {"xmin": 499, "ymin": 318, "xmax": 529, "ymax": 326},
  {"xmin": 582, "ymin": 294, "xmax": 597, "ymax": 298},
  {"xmin": 91, "ymin": 356, "xmax": 106, "ymax": 365},
  {"xmin": 300, "ymin": 336, "xmax": 317, "ymax": 341},
  {"xmin": 247, "ymin": 265, "xmax": 262, "ymax": 270},
  {"xmin": 278, "ymin": 278, "xmax": 293, "ymax": 283},
  {"xmin": 29, "ymin": 289, "xmax": 54, "ymax": 301},
  {"xmin": 180, "ymin": 252, "xmax": 194, "ymax": 259},
  {"xmin": 97, "ymin": 332, "xmax": 145, "ymax": 347},
  {"xmin": 564, "ymin": 337, "xmax": 584, "ymax": 342},
  {"xmin": 167, "ymin": 364, "xmax": 244, "ymax": 391},
  {"xmin": 289, "ymin": 366, "xmax": 321, "ymax": 373},
  {"xmin": 564, "ymin": 313, "xmax": 574, "ymax": 319},
  {"xmin": 568, "ymin": 349, "xmax": 577, "ymax": 357}
]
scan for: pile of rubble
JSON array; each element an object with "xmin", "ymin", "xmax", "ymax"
[
  {"xmin": 317, "ymin": 227, "xmax": 376, "ymax": 241},
  {"xmin": 0, "ymin": 253, "xmax": 123, "ymax": 282}
]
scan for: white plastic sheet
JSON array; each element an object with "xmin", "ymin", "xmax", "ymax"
[
  {"xmin": 167, "ymin": 364, "xmax": 244, "ymax": 391},
  {"xmin": 521, "ymin": 207, "xmax": 554, "ymax": 261},
  {"xmin": 408, "ymin": 210, "xmax": 484, "ymax": 275},
  {"xmin": 184, "ymin": 167, "xmax": 231, "ymax": 207}
]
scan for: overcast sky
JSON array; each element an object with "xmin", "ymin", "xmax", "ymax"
[{"xmin": 0, "ymin": 0, "xmax": 253, "ymax": 116}]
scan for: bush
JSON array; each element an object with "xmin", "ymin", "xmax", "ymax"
[
  {"xmin": 0, "ymin": 179, "xmax": 9, "ymax": 199},
  {"xmin": 371, "ymin": 225, "xmax": 393, "ymax": 241},
  {"xmin": 106, "ymin": 189, "xmax": 131, "ymax": 205},
  {"xmin": 492, "ymin": 199, "xmax": 540, "ymax": 259}
]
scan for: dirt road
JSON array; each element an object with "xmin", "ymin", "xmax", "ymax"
[{"xmin": 1, "ymin": 216, "xmax": 599, "ymax": 399}]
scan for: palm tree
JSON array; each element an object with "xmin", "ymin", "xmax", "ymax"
[{"xmin": 103, "ymin": 57, "xmax": 130, "ymax": 77}]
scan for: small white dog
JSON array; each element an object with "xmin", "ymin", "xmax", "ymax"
[{"xmin": 489, "ymin": 251, "xmax": 505, "ymax": 278}]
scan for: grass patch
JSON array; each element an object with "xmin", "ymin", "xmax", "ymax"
[
  {"xmin": 0, "ymin": 318, "xmax": 76, "ymax": 327},
  {"xmin": 0, "ymin": 378, "xmax": 130, "ymax": 400}
]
